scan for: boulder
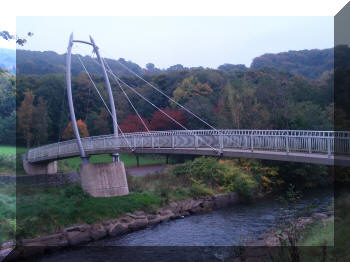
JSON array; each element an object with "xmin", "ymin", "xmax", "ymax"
[
  {"xmin": 21, "ymin": 233, "xmax": 68, "ymax": 248},
  {"xmin": 128, "ymin": 218, "xmax": 148, "ymax": 231},
  {"xmin": 189, "ymin": 205, "xmax": 204, "ymax": 214},
  {"xmin": 66, "ymin": 231, "xmax": 91, "ymax": 246},
  {"xmin": 147, "ymin": 214, "xmax": 162, "ymax": 226},
  {"xmin": 90, "ymin": 224, "xmax": 107, "ymax": 241},
  {"xmin": 168, "ymin": 202, "xmax": 180, "ymax": 213},
  {"xmin": 109, "ymin": 223, "xmax": 129, "ymax": 237},
  {"xmin": 64, "ymin": 224, "xmax": 91, "ymax": 246},
  {"xmin": 158, "ymin": 209, "xmax": 175, "ymax": 222}
]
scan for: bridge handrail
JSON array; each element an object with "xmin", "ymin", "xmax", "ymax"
[{"xmin": 26, "ymin": 129, "xmax": 350, "ymax": 163}]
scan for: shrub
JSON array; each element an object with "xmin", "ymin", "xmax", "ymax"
[
  {"xmin": 170, "ymin": 156, "xmax": 226, "ymax": 186},
  {"xmin": 190, "ymin": 179, "xmax": 214, "ymax": 197}
]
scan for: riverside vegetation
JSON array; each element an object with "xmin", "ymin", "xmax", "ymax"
[{"xmin": 0, "ymin": 156, "xmax": 335, "ymax": 243}]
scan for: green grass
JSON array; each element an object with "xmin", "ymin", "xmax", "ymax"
[
  {"xmin": 16, "ymin": 184, "xmax": 162, "ymax": 239},
  {"xmin": 0, "ymin": 145, "xmax": 167, "ymax": 175},
  {"xmin": 0, "ymin": 183, "xmax": 16, "ymax": 242},
  {"xmin": 58, "ymin": 154, "xmax": 166, "ymax": 173},
  {"xmin": 298, "ymin": 219, "xmax": 334, "ymax": 246}
]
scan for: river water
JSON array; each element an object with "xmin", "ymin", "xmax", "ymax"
[{"xmin": 26, "ymin": 189, "xmax": 333, "ymax": 262}]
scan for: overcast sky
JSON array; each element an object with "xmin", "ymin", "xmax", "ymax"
[{"xmin": 14, "ymin": 16, "xmax": 333, "ymax": 69}]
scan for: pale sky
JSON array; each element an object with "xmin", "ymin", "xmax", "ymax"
[{"xmin": 13, "ymin": 16, "xmax": 333, "ymax": 69}]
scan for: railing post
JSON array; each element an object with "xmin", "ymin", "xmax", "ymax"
[
  {"xmin": 327, "ymin": 138, "xmax": 331, "ymax": 157},
  {"xmin": 244, "ymin": 136, "xmax": 248, "ymax": 150},
  {"xmin": 172, "ymin": 135, "xmax": 175, "ymax": 148},
  {"xmin": 274, "ymin": 136, "xmax": 277, "ymax": 151},
  {"xmin": 151, "ymin": 136, "xmax": 154, "ymax": 148},
  {"xmin": 219, "ymin": 135, "xmax": 224, "ymax": 150},
  {"xmin": 250, "ymin": 135, "xmax": 254, "ymax": 152},
  {"xmin": 308, "ymin": 137, "xmax": 312, "ymax": 154},
  {"xmin": 141, "ymin": 136, "xmax": 144, "ymax": 148},
  {"xmin": 195, "ymin": 135, "xmax": 198, "ymax": 149},
  {"xmin": 286, "ymin": 136, "xmax": 289, "ymax": 154}
]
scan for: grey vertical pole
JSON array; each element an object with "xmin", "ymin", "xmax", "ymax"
[
  {"xmin": 66, "ymin": 33, "xmax": 89, "ymax": 162},
  {"xmin": 89, "ymin": 36, "xmax": 119, "ymax": 162}
]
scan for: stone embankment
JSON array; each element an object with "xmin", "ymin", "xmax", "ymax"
[
  {"xmin": 0, "ymin": 192, "xmax": 239, "ymax": 261},
  {"xmin": 225, "ymin": 211, "xmax": 334, "ymax": 262}
]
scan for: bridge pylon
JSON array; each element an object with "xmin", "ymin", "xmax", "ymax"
[
  {"xmin": 64, "ymin": 33, "xmax": 129, "ymax": 197},
  {"xmin": 79, "ymin": 161, "xmax": 129, "ymax": 197}
]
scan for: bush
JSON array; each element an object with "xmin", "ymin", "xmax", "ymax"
[
  {"xmin": 171, "ymin": 157, "xmax": 226, "ymax": 186},
  {"xmin": 190, "ymin": 179, "xmax": 214, "ymax": 197}
]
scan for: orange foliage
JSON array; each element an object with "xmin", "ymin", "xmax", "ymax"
[{"xmin": 62, "ymin": 119, "xmax": 89, "ymax": 140}]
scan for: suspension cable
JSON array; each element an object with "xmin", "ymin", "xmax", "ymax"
[
  {"xmin": 77, "ymin": 46, "xmax": 221, "ymax": 154},
  {"xmin": 101, "ymin": 49, "xmax": 218, "ymax": 131},
  {"xmin": 104, "ymin": 58, "xmax": 151, "ymax": 133},
  {"xmin": 77, "ymin": 55, "xmax": 135, "ymax": 152},
  {"xmin": 101, "ymin": 59, "xmax": 220, "ymax": 154}
]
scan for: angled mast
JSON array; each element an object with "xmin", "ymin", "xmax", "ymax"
[{"xmin": 66, "ymin": 33, "xmax": 120, "ymax": 162}]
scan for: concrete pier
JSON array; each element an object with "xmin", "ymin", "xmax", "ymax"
[
  {"xmin": 23, "ymin": 160, "xmax": 57, "ymax": 175},
  {"xmin": 79, "ymin": 162, "xmax": 129, "ymax": 197}
]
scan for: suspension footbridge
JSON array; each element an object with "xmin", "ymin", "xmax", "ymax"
[{"xmin": 23, "ymin": 34, "xmax": 350, "ymax": 197}]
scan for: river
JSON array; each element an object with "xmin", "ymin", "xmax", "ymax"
[{"xmin": 23, "ymin": 189, "xmax": 333, "ymax": 262}]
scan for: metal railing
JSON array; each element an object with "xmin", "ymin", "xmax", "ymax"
[{"xmin": 27, "ymin": 130, "xmax": 350, "ymax": 162}]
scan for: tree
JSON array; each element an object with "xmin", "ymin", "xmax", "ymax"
[
  {"xmin": 149, "ymin": 108, "xmax": 186, "ymax": 131},
  {"xmin": 33, "ymin": 97, "xmax": 49, "ymax": 145},
  {"xmin": 17, "ymin": 90, "xmax": 35, "ymax": 148},
  {"xmin": 173, "ymin": 75, "xmax": 213, "ymax": 104},
  {"xmin": 62, "ymin": 119, "xmax": 89, "ymax": 140},
  {"xmin": 119, "ymin": 114, "xmax": 149, "ymax": 133},
  {"xmin": 94, "ymin": 110, "xmax": 111, "ymax": 135}
]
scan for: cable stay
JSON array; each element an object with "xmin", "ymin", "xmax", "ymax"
[
  {"xmin": 104, "ymin": 58, "xmax": 151, "ymax": 133},
  {"xmin": 101, "ymin": 58, "xmax": 221, "ymax": 154},
  {"xmin": 100, "ymin": 49, "xmax": 218, "ymax": 131},
  {"xmin": 74, "ymin": 44, "xmax": 221, "ymax": 154},
  {"xmin": 76, "ymin": 55, "xmax": 135, "ymax": 152}
]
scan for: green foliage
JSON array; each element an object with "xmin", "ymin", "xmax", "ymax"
[
  {"xmin": 0, "ymin": 70, "xmax": 15, "ymax": 145},
  {"xmin": 14, "ymin": 46, "xmax": 341, "ymax": 146},
  {"xmin": 190, "ymin": 179, "xmax": 214, "ymax": 197},
  {"xmin": 171, "ymin": 157, "xmax": 226, "ymax": 186},
  {"xmin": 16, "ymin": 184, "xmax": 162, "ymax": 238},
  {"xmin": 0, "ymin": 155, "xmax": 16, "ymax": 174},
  {"xmin": 0, "ymin": 183, "xmax": 16, "ymax": 242},
  {"xmin": 170, "ymin": 157, "xmax": 260, "ymax": 198},
  {"xmin": 251, "ymin": 48, "xmax": 333, "ymax": 79}
]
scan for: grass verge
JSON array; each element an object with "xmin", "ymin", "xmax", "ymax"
[{"xmin": 16, "ymin": 184, "xmax": 162, "ymax": 239}]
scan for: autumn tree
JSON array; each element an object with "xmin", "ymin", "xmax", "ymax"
[
  {"xmin": 32, "ymin": 97, "xmax": 49, "ymax": 145},
  {"xmin": 173, "ymin": 75, "xmax": 213, "ymax": 104},
  {"xmin": 62, "ymin": 119, "xmax": 90, "ymax": 140},
  {"xmin": 17, "ymin": 90, "xmax": 35, "ymax": 148},
  {"xmin": 119, "ymin": 114, "xmax": 149, "ymax": 133},
  {"xmin": 149, "ymin": 108, "xmax": 186, "ymax": 131},
  {"xmin": 93, "ymin": 110, "xmax": 111, "ymax": 135}
]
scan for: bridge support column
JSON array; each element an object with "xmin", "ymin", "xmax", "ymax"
[
  {"xmin": 23, "ymin": 160, "xmax": 57, "ymax": 175},
  {"xmin": 79, "ymin": 162, "xmax": 129, "ymax": 197}
]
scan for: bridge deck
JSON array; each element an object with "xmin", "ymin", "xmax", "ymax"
[{"xmin": 26, "ymin": 130, "xmax": 350, "ymax": 166}]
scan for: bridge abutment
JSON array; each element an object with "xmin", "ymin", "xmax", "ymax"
[
  {"xmin": 79, "ymin": 162, "xmax": 129, "ymax": 197},
  {"xmin": 23, "ymin": 160, "xmax": 57, "ymax": 175}
]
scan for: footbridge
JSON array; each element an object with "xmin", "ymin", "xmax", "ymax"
[
  {"xmin": 22, "ymin": 34, "xmax": 350, "ymax": 197},
  {"xmin": 26, "ymin": 130, "xmax": 350, "ymax": 166}
]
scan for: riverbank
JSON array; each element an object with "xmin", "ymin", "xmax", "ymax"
[{"xmin": 1, "ymin": 192, "xmax": 239, "ymax": 261}]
